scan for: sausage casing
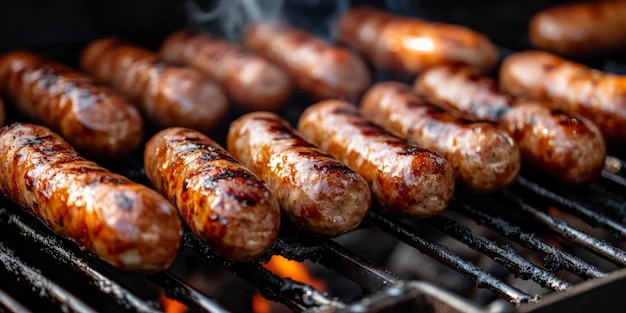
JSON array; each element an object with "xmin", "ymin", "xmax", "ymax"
[
  {"xmin": 80, "ymin": 37, "xmax": 228, "ymax": 134},
  {"xmin": 297, "ymin": 100, "xmax": 455, "ymax": 218},
  {"xmin": 415, "ymin": 64, "xmax": 606, "ymax": 185},
  {"xmin": 242, "ymin": 21, "xmax": 371, "ymax": 102},
  {"xmin": 0, "ymin": 51, "xmax": 144, "ymax": 159},
  {"xmin": 361, "ymin": 82, "xmax": 520, "ymax": 194},
  {"xmin": 336, "ymin": 6, "xmax": 499, "ymax": 76},
  {"xmin": 499, "ymin": 50, "xmax": 626, "ymax": 144},
  {"xmin": 160, "ymin": 30, "xmax": 292, "ymax": 113},
  {"xmin": 529, "ymin": 0, "xmax": 626, "ymax": 57},
  {"xmin": 144, "ymin": 127, "xmax": 281, "ymax": 262},
  {"xmin": 0, "ymin": 122, "xmax": 182, "ymax": 274},
  {"xmin": 226, "ymin": 112, "xmax": 371, "ymax": 237}
]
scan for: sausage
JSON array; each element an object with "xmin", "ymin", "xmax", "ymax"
[
  {"xmin": 415, "ymin": 64, "xmax": 606, "ymax": 185},
  {"xmin": 336, "ymin": 6, "xmax": 499, "ymax": 77},
  {"xmin": 499, "ymin": 50, "xmax": 626, "ymax": 144},
  {"xmin": 0, "ymin": 122, "xmax": 182, "ymax": 274},
  {"xmin": 361, "ymin": 82, "xmax": 520, "ymax": 194},
  {"xmin": 0, "ymin": 51, "xmax": 144, "ymax": 160},
  {"xmin": 297, "ymin": 100, "xmax": 455, "ymax": 219},
  {"xmin": 242, "ymin": 21, "xmax": 371, "ymax": 102},
  {"xmin": 80, "ymin": 37, "xmax": 228, "ymax": 134},
  {"xmin": 144, "ymin": 127, "xmax": 280, "ymax": 262},
  {"xmin": 160, "ymin": 30, "xmax": 292, "ymax": 113},
  {"xmin": 529, "ymin": 0, "xmax": 626, "ymax": 58},
  {"xmin": 226, "ymin": 112, "xmax": 371, "ymax": 237}
]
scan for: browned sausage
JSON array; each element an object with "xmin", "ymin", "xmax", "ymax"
[
  {"xmin": 529, "ymin": 0, "xmax": 626, "ymax": 57},
  {"xmin": 160, "ymin": 30, "xmax": 292, "ymax": 113},
  {"xmin": 361, "ymin": 82, "xmax": 520, "ymax": 194},
  {"xmin": 0, "ymin": 122, "xmax": 182, "ymax": 274},
  {"xmin": 0, "ymin": 51, "xmax": 143, "ymax": 160},
  {"xmin": 499, "ymin": 50, "xmax": 626, "ymax": 144},
  {"xmin": 297, "ymin": 100, "xmax": 455, "ymax": 218},
  {"xmin": 144, "ymin": 127, "xmax": 280, "ymax": 262},
  {"xmin": 336, "ymin": 6, "xmax": 499, "ymax": 76},
  {"xmin": 242, "ymin": 21, "xmax": 371, "ymax": 102},
  {"xmin": 415, "ymin": 64, "xmax": 606, "ymax": 185},
  {"xmin": 226, "ymin": 112, "xmax": 371, "ymax": 237},
  {"xmin": 80, "ymin": 37, "xmax": 228, "ymax": 134}
]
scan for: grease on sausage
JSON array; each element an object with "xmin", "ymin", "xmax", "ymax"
[
  {"xmin": 336, "ymin": 6, "xmax": 499, "ymax": 76},
  {"xmin": 80, "ymin": 37, "xmax": 228, "ymax": 134},
  {"xmin": 242, "ymin": 21, "xmax": 371, "ymax": 101},
  {"xmin": 144, "ymin": 127, "xmax": 280, "ymax": 262},
  {"xmin": 361, "ymin": 82, "xmax": 520, "ymax": 193},
  {"xmin": 297, "ymin": 100, "xmax": 455, "ymax": 218},
  {"xmin": 227, "ymin": 111, "xmax": 371, "ymax": 236},
  {"xmin": 0, "ymin": 51, "xmax": 144, "ymax": 159},
  {"xmin": 0, "ymin": 122, "xmax": 182, "ymax": 274}
]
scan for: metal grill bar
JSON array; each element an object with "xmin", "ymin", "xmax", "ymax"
[
  {"xmin": 148, "ymin": 271, "xmax": 231, "ymax": 313},
  {"xmin": 0, "ymin": 288, "xmax": 32, "ymax": 313},
  {"xmin": 365, "ymin": 210, "xmax": 538, "ymax": 305},
  {"xmin": 453, "ymin": 200, "xmax": 607, "ymax": 279},
  {"xmin": 427, "ymin": 215, "xmax": 571, "ymax": 292}
]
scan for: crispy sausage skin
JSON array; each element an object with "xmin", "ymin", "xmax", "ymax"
[
  {"xmin": 242, "ymin": 21, "xmax": 371, "ymax": 102},
  {"xmin": 160, "ymin": 30, "xmax": 292, "ymax": 113},
  {"xmin": 80, "ymin": 37, "xmax": 228, "ymax": 134},
  {"xmin": 336, "ymin": 6, "xmax": 499, "ymax": 76},
  {"xmin": 499, "ymin": 50, "xmax": 626, "ymax": 144},
  {"xmin": 415, "ymin": 65, "xmax": 606, "ymax": 185},
  {"xmin": 0, "ymin": 51, "xmax": 143, "ymax": 160},
  {"xmin": 226, "ymin": 112, "xmax": 371, "ymax": 237},
  {"xmin": 361, "ymin": 82, "xmax": 520, "ymax": 194},
  {"xmin": 0, "ymin": 122, "xmax": 182, "ymax": 274},
  {"xmin": 144, "ymin": 127, "xmax": 281, "ymax": 262},
  {"xmin": 297, "ymin": 100, "xmax": 455, "ymax": 219},
  {"xmin": 529, "ymin": 0, "xmax": 626, "ymax": 57}
]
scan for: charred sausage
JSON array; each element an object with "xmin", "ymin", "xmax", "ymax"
[
  {"xmin": 144, "ymin": 127, "xmax": 281, "ymax": 262},
  {"xmin": 80, "ymin": 37, "xmax": 228, "ymax": 134},
  {"xmin": 0, "ymin": 122, "xmax": 182, "ymax": 274},
  {"xmin": 160, "ymin": 30, "xmax": 292, "ymax": 113},
  {"xmin": 226, "ymin": 112, "xmax": 371, "ymax": 237},
  {"xmin": 415, "ymin": 64, "xmax": 606, "ymax": 185},
  {"xmin": 242, "ymin": 21, "xmax": 371, "ymax": 102},
  {"xmin": 336, "ymin": 6, "xmax": 499, "ymax": 76},
  {"xmin": 297, "ymin": 100, "xmax": 455, "ymax": 218},
  {"xmin": 499, "ymin": 50, "xmax": 626, "ymax": 144},
  {"xmin": 529, "ymin": 0, "xmax": 626, "ymax": 57},
  {"xmin": 361, "ymin": 82, "xmax": 520, "ymax": 194},
  {"xmin": 0, "ymin": 51, "xmax": 143, "ymax": 160}
]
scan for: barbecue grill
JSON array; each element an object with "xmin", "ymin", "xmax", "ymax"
[{"xmin": 2, "ymin": 0, "xmax": 626, "ymax": 312}]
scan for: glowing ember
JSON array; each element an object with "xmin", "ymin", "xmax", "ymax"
[{"xmin": 159, "ymin": 293, "xmax": 188, "ymax": 313}]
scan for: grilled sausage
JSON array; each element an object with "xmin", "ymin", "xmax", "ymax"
[
  {"xmin": 336, "ymin": 6, "xmax": 499, "ymax": 76},
  {"xmin": 361, "ymin": 82, "xmax": 520, "ymax": 194},
  {"xmin": 0, "ymin": 51, "xmax": 143, "ymax": 160},
  {"xmin": 415, "ymin": 64, "xmax": 606, "ymax": 185},
  {"xmin": 297, "ymin": 100, "xmax": 455, "ymax": 218},
  {"xmin": 80, "ymin": 37, "xmax": 228, "ymax": 134},
  {"xmin": 144, "ymin": 127, "xmax": 280, "ymax": 262},
  {"xmin": 529, "ymin": 0, "xmax": 626, "ymax": 57},
  {"xmin": 0, "ymin": 122, "xmax": 182, "ymax": 274},
  {"xmin": 242, "ymin": 21, "xmax": 371, "ymax": 102},
  {"xmin": 226, "ymin": 112, "xmax": 371, "ymax": 237},
  {"xmin": 160, "ymin": 30, "xmax": 292, "ymax": 113},
  {"xmin": 499, "ymin": 50, "xmax": 626, "ymax": 144}
]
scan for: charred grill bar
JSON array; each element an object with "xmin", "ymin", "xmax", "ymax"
[{"xmin": 2, "ymin": 0, "xmax": 626, "ymax": 312}]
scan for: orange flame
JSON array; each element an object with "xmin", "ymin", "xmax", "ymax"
[
  {"xmin": 252, "ymin": 255, "xmax": 327, "ymax": 313},
  {"xmin": 159, "ymin": 293, "xmax": 188, "ymax": 313}
]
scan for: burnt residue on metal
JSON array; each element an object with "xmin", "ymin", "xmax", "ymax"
[
  {"xmin": 365, "ymin": 209, "xmax": 539, "ymax": 305},
  {"xmin": 427, "ymin": 214, "xmax": 572, "ymax": 292},
  {"xmin": 148, "ymin": 271, "xmax": 229, "ymax": 313},
  {"xmin": 0, "ymin": 208, "xmax": 160, "ymax": 313},
  {"xmin": 502, "ymin": 190, "xmax": 626, "ymax": 267},
  {"xmin": 513, "ymin": 175, "xmax": 626, "ymax": 240},
  {"xmin": 453, "ymin": 200, "xmax": 606, "ymax": 279}
]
